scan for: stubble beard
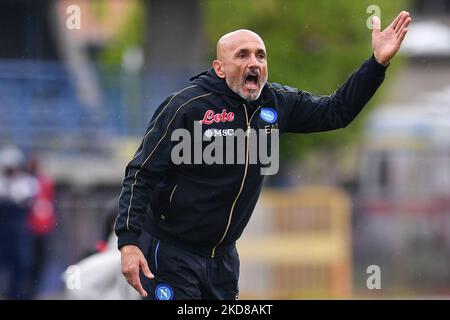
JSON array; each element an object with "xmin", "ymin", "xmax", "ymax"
[{"xmin": 226, "ymin": 77, "xmax": 266, "ymax": 102}]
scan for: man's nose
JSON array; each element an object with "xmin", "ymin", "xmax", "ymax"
[{"xmin": 248, "ymin": 54, "xmax": 260, "ymax": 68}]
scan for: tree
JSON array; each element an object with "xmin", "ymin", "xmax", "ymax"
[{"xmin": 203, "ymin": 0, "xmax": 406, "ymax": 159}]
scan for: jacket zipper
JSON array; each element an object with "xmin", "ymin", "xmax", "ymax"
[{"xmin": 211, "ymin": 104, "xmax": 261, "ymax": 258}]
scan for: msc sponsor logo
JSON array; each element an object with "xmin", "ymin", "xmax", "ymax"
[{"xmin": 204, "ymin": 128, "xmax": 235, "ymax": 138}]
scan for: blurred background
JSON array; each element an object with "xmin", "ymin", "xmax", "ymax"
[{"xmin": 0, "ymin": 0, "xmax": 449, "ymax": 299}]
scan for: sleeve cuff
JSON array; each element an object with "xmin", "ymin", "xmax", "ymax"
[
  {"xmin": 368, "ymin": 54, "xmax": 389, "ymax": 74},
  {"xmin": 117, "ymin": 231, "xmax": 140, "ymax": 250}
]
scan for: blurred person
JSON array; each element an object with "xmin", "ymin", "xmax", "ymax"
[
  {"xmin": 62, "ymin": 232, "xmax": 140, "ymax": 300},
  {"xmin": 25, "ymin": 154, "xmax": 57, "ymax": 298},
  {"xmin": 0, "ymin": 145, "xmax": 38, "ymax": 299},
  {"xmin": 62, "ymin": 234, "xmax": 141, "ymax": 300},
  {"xmin": 115, "ymin": 12, "xmax": 412, "ymax": 299},
  {"xmin": 63, "ymin": 201, "xmax": 140, "ymax": 300}
]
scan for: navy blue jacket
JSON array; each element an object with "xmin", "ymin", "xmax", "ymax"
[{"xmin": 115, "ymin": 55, "xmax": 387, "ymax": 257}]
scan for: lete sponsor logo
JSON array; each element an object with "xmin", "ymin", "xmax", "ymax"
[{"xmin": 200, "ymin": 109, "xmax": 235, "ymax": 125}]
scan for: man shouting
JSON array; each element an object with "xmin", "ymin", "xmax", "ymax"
[{"xmin": 116, "ymin": 11, "xmax": 411, "ymax": 300}]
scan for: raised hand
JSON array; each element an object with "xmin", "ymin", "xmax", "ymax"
[{"xmin": 372, "ymin": 11, "xmax": 411, "ymax": 66}]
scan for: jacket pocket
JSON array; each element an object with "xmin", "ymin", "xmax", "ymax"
[
  {"xmin": 159, "ymin": 183, "xmax": 178, "ymax": 222},
  {"xmin": 169, "ymin": 184, "xmax": 178, "ymax": 204},
  {"xmin": 148, "ymin": 237, "xmax": 182, "ymax": 278}
]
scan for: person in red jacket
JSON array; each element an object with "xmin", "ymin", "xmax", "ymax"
[{"xmin": 26, "ymin": 154, "xmax": 56, "ymax": 298}]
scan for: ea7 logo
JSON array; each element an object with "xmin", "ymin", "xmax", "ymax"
[
  {"xmin": 264, "ymin": 124, "xmax": 278, "ymax": 134},
  {"xmin": 204, "ymin": 129, "xmax": 235, "ymax": 138}
]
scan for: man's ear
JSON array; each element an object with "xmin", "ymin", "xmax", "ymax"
[{"xmin": 213, "ymin": 60, "xmax": 226, "ymax": 79}]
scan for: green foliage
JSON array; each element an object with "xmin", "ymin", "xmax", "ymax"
[
  {"xmin": 203, "ymin": 0, "xmax": 407, "ymax": 158},
  {"xmin": 98, "ymin": 0, "xmax": 146, "ymax": 66}
]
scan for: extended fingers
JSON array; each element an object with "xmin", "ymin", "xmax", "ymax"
[
  {"xmin": 398, "ymin": 27, "xmax": 409, "ymax": 42},
  {"xmin": 388, "ymin": 11, "xmax": 409, "ymax": 31},
  {"xmin": 127, "ymin": 272, "xmax": 148, "ymax": 297},
  {"xmin": 129, "ymin": 274, "xmax": 148, "ymax": 297},
  {"xmin": 140, "ymin": 257, "xmax": 154, "ymax": 279},
  {"xmin": 388, "ymin": 11, "xmax": 404, "ymax": 30},
  {"xmin": 394, "ymin": 12, "xmax": 410, "ymax": 33},
  {"xmin": 122, "ymin": 264, "xmax": 148, "ymax": 297},
  {"xmin": 396, "ymin": 16, "xmax": 411, "ymax": 37}
]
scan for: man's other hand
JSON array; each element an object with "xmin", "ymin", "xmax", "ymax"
[
  {"xmin": 372, "ymin": 11, "xmax": 411, "ymax": 66},
  {"xmin": 120, "ymin": 245, "xmax": 154, "ymax": 297}
]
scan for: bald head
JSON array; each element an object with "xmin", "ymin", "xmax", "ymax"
[
  {"xmin": 216, "ymin": 29, "xmax": 266, "ymax": 60},
  {"xmin": 213, "ymin": 29, "xmax": 268, "ymax": 101}
]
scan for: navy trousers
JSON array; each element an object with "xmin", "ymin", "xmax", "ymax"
[{"xmin": 141, "ymin": 234, "xmax": 239, "ymax": 300}]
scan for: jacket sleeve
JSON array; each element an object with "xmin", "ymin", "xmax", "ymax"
[
  {"xmin": 115, "ymin": 94, "xmax": 183, "ymax": 249},
  {"xmin": 281, "ymin": 55, "xmax": 387, "ymax": 133}
]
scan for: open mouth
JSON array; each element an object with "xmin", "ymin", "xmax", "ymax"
[{"xmin": 244, "ymin": 72, "xmax": 259, "ymax": 90}]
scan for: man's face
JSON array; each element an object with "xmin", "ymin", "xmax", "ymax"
[{"xmin": 214, "ymin": 31, "xmax": 268, "ymax": 101}]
